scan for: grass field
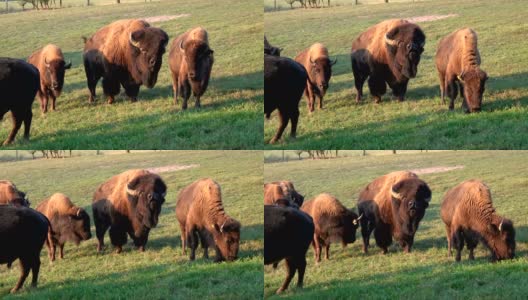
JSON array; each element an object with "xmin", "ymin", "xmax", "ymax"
[
  {"xmin": 0, "ymin": 150, "xmax": 263, "ymax": 299},
  {"xmin": 264, "ymin": 0, "xmax": 528, "ymax": 149},
  {"xmin": 0, "ymin": 0, "xmax": 263, "ymax": 149},
  {"xmin": 264, "ymin": 150, "xmax": 528, "ymax": 298}
]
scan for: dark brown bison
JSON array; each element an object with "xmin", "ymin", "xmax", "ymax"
[
  {"xmin": 176, "ymin": 178, "xmax": 241, "ymax": 262},
  {"xmin": 441, "ymin": 180, "xmax": 515, "ymax": 262},
  {"xmin": 301, "ymin": 193, "xmax": 361, "ymax": 262},
  {"xmin": 92, "ymin": 169, "xmax": 167, "ymax": 253},
  {"xmin": 435, "ymin": 28, "xmax": 488, "ymax": 113},
  {"xmin": 351, "ymin": 19, "xmax": 425, "ymax": 103},
  {"xmin": 357, "ymin": 171, "xmax": 431, "ymax": 254},
  {"xmin": 295, "ymin": 43, "xmax": 337, "ymax": 112},
  {"xmin": 169, "ymin": 27, "xmax": 214, "ymax": 109},
  {"xmin": 0, "ymin": 180, "xmax": 30, "ymax": 207},
  {"xmin": 82, "ymin": 19, "xmax": 169, "ymax": 104},
  {"xmin": 0, "ymin": 58, "xmax": 39, "ymax": 146},
  {"xmin": 36, "ymin": 193, "xmax": 91, "ymax": 261},
  {"xmin": 264, "ymin": 36, "xmax": 282, "ymax": 56},
  {"xmin": 0, "ymin": 205, "xmax": 49, "ymax": 293},
  {"xmin": 264, "ymin": 180, "xmax": 304, "ymax": 207},
  {"xmin": 27, "ymin": 44, "xmax": 72, "ymax": 113}
]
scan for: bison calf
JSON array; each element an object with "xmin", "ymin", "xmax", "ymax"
[
  {"xmin": 435, "ymin": 28, "xmax": 488, "ymax": 113},
  {"xmin": 0, "ymin": 180, "xmax": 30, "ymax": 207},
  {"xmin": 264, "ymin": 180, "xmax": 304, "ymax": 208},
  {"xmin": 36, "ymin": 193, "xmax": 91, "ymax": 261},
  {"xmin": 27, "ymin": 44, "xmax": 72, "ymax": 113},
  {"xmin": 441, "ymin": 180, "xmax": 515, "ymax": 262},
  {"xmin": 0, "ymin": 205, "xmax": 49, "ymax": 293},
  {"xmin": 301, "ymin": 193, "xmax": 361, "ymax": 262}
]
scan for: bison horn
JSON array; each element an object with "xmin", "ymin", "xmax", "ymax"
[
  {"xmin": 129, "ymin": 33, "xmax": 141, "ymax": 49},
  {"xmin": 65, "ymin": 60, "xmax": 72, "ymax": 69},
  {"xmin": 357, "ymin": 213, "xmax": 364, "ymax": 221},
  {"xmin": 309, "ymin": 56, "xmax": 316, "ymax": 65},
  {"xmin": 179, "ymin": 40, "xmax": 185, "ymax": 53},
  {"xmin": 424, "ymin": 196, "xmax": 431, "ymax": 203},
  {"xmin": 385, "ymin": 34, "xmax": 399, "ymax": 47},
  {"xmin": 126, "ymin": 185, "xmax": 141, "ymax": 197},
  {"xmin": 220, "ymin": 220, "xmax": 227, "ymax": 233},
  {"xmin": 44, "ymin": 57, "xmax": 50, "ymax": 68},
  {"xmin": 76, "ymin": 208, "xmax": 82, "ymax": 217},
  {"xmin": 330, "ymin": 57, "xmax": 337, "ymax": 66},
  {"xmin": 499, "ymin": 219, "xmax": 504, "ymax": 232},
  {"xmin": 391, "ymin": 189, "xmax": 403, "ymax": 200}
]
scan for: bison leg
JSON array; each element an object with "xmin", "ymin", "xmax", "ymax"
[
  {"xmin": 290, "ymin": 108, "xmax": 299, "ymax": 140},
  {"xmin": 194, "ymin": 95, "xmax": 201, "ymax": 108},
  {"xmin": 445, "ymin": 225, "xmax": 452, "ymax": 257},
  {"xmin": 50, "ymin": 242, "xmax": 56, "ymax": 262},
  {"xmin": 360, "ymin": 218, "xmax": 374, "ymax": 254},
  {"xmin": 390, "ymin": 81, "xmax": 408, "ymax": 102},
  {"xmin": 313, "ymin": 234, "xmax": 322, "ymax": 262},
  {"xmin": 446, "ymin": 78, "xmax": 458, "ymax": 111},
  {"xmin": 11, "ymin": 258, "xmax": 31, "ymax": 293},
  {"xmin": 23, "ymin": 109, "xmax": 32, "ymax": 141},
  {"xmin": 84, "ymin": 62, "xmax": 100, "ymax": 104},
  {"xmin": 187, "ymin": 227, "xmax": 198, "ymax": 260},
  {"xmin": 295, "ymin": 257, "xmax": 306, "ymax": 289},
  {"xmin": 171, "ymin": 76, "xmax": 179, "ymax": 105},
  {"xmin": 109, "ymin": 226, "xmax": 127, "ymax": 253},
  {"xmin": 318, "ymin": 94, "xmax": 324, "ymax": 110},
  {"xmin": 351, "ymin": 55, "xmax": 368, "ymax": 103},
  {"xmin": 453, "ymin": 230, "xmax": 464, "ymax": 262},
  {"xmin": 102, "ymin": 76, "xmax": 120, "ymax": 104},
  {"xmin": 181, "ymin": 80, "xmax": 191, "ymax": 110},
  {"xmin": 123, "ymin": 83, "xmax": 140, "ymax": 102},
  {"xmin": 368, "ymin": 75, "xmax": 386, "ymax": 104},
  {"xmin": 37, "ymin": 90, "xmax": 47, "ymax": 113},
  {"xmin": 270, "ymin": 110, "xmax": 288, "ymax": 144},
  {"xmin": 94, "ymin": 209, "xmax": 111, "ymax": 253},
  {"xmin": 438, "ymin": 72, "xmax": 446, "ymax": 104},
  {"xmin": 213, "ymin": 245, "xmax": 225, "ymax": 262},
  {"xmin": 198, "ymin": 232, "xmax": 209, "ymax": 259},
  {"xmin": 324, "ymin": 243, "xmax": 330, "ymax": 260},
  {"xmin": 3, "ymin": 111, "xmax": 23, "ymax": 146},
  {"xmin": 277, "ymin": 258, "xmax": 297, "ymax": 294},
  {"xmin": 374, "ymin": 223, "xmax": 392, "ymax": 254},
  {"xmin": 305, "ymin": 81, "xmax": 315, "ymax": 113},
  {"xmin": 59, "ymin": 243, "xmax": 65, "ymax": 259},
  {"xmin": 30, "ymin": 254, "xmax": 41, "ymax": 288},
  {"xmin": 50, "ymin": 95, "xmax": 57, "ymax": 111},
  {"xmin": 178, "ymin": 222, "xmax": 186, "ymax": 255},
  {"xmin": 466, "ymin": 235, "xmax": 478, "ymax": 260},
  {"xmin": 459, "ymin": 83, "xmax": 470, "ymax": 113}
]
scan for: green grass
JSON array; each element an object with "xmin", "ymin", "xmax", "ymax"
[
  {"xmin": 0, "ymin": 0, "xmax": 263, "ymax": 149},
  {"xmin": 0, "ymin": 150, "xmax": 263, "ymax": 299},
  {"xmin": 264, "ymin": 150, "xmax": 528, "ymax": 298},
  {"xmin": 264, "ymin": 0, "xmax": 528, "ymax": 149}
]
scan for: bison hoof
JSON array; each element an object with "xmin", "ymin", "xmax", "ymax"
[
  {"xmin": 10, "ymin": 287, "xmax": 20, "ymax": 294},
  {"xmin": 276, "ymin": 288, "xmax": 285, "ymax": 294},
  {"xmin": 138, "ymin": 246, "xmax": 145, "ymax": 252},
  {"xmin": 115, "ymin": 247, "xmax": 122, "ymax": 254},
  {"xmin": 269, "ymin": 138, "xmax": 278, "ymax": 144},
  {"xmin": 373, "ymin": 97, "xmax": 381, "ymax": 104}
]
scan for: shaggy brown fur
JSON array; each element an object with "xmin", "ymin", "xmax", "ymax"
[
  {"xmin": 435, "ymin": 28, "xmax": 488, "ymax": 113},
  {"xmin": 263, "ymin": 180, "xmax": 303, "ymax": 207},
  {"xmin": 0, "ymin": 180, "xmax": 29, "ymax": 207},
  {"xmin": 441, "ymin": 180, "xmax": 515, "ymax": 261},
  {"xmin": 176, "ymin": 178, "xmax": 241, "ymax": 262}
]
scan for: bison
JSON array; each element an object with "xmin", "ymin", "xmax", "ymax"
[
  {"xmin": 264, "ymin": 54, "xmax": 308, "ymax": 143},
  {"xmin": 0, "ymin": 180, "xmax": 30, "ymax": 207},
  {"xmin": 351, "ymin": 19, "xmax": 425, "ymax": 103},
  {"xmin": 36, "ymin": 193, "xmax": 91, "ymax": 261},
  {"xmin": 295, "ymin": 43, "xmax": 337, "ymax": 112},
  {"xmin": 357, "ymin": 171, "xmax": 431, "ymax": 254},
  {"xmin": 0, "ymin": 205, "xmax": 49, "ymax": 293},
  {"xmin": 264, "ymin": 180, "xmax": 304, "ymax": 207},
  {"xmin": 0, "ymin": 58, "xmax": 39, "ymax": 145},
  {"xmin": 301, "ymin": 193, "xmax": 361, "ymax": 262},
  {"xmin": 169, "ymin": 27, "xmax": 214, "ymax": 109},
  {"xmin": 265, "ymin": 204, "xmax": 314, "ymax": 294},
  {"xmin": 27, "ymin": 44, "xmax": 72, "ymax": 113},
  {"xmin": 441, "ymin": 180, "xmax": 515, "ymax": 262},
  {"xmin": 92, "ymin": 169, "xmax": 167, "ymax": 253},
  {"xmin": 264, "ymin": 36, "xmax": 282, "ymax": 56},
  {"xmin": 435, "ymin": 28, "xmax": 488, "ymax": 113},
  {"xmin": 82, "ymin": 19, "xmax": 169, "ymax": 104},
  {"xmin": 176, "ymin": 178, "xmax": 241, "ymax": 262}
]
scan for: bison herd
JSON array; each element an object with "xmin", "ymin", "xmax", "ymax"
[
  {"xmin": 264, "ymin": 172, "xmax": 516, "ymax": 294},
  {"xmin": 0, "ymin": 19, "xmax": 215, "ymax": 146},
  {"xmin": 0, "ymin": 172, "xmax": 241, "ymax": 293},
  {"xmin": 264, "ymin": 19, "xmax": 490, "ymax": 143}
]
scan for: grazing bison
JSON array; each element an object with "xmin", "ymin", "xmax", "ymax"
[
  {"xmin": 264, "ymin": 36, "xmax": 282, "ymax": 56},
  {"xmin": 435, "ymin": 28, "xmax": 488, "ymax": 113},
  {"xmin": 265, "ymin": 205, "xmax": 314, "ymax": 294},
  {"xmin": 264, "ymin": 54, "xmax": 308, "ymax": 143},
  {"xmin": 0, "ymin": 58, "xmax": 39, "ymax": 146},
  {"xmin": 0, "ymin": 180, "xmax": 30, "ymax": 207},
  {"xmin": 169, "ymin": 27, "xmax": 214, "ymax": 109},
  {"xmin": 82, "ymin": 19, "xmax": 169, "ymax": 104},
  {"xmin": 357, "ymin": 171, "xmax": 431, "ymax": 254},
  {"xmin": 0, "ymin": 205, "xmax": 49, "ymax": 293},
  {"xmin": 441, "ymin": 180, "xmax": 515, "ymax": 262},
  {"xmin": 27, "ymin": 44, "xmax": 72, "ymax": 113},
  {"xmin": 301, "ymin": 193, "xmax": 361, "ymax": 262},
  {"xmin": 92, "ymin": 169, "xmax": 167, "ymax": 253},
  {"xmin": 264, "ymin": 180, "xmax": 304, "ymax": 207},
  {"xmin": 351, "ymin": 19, "xmax": 425, "ymax": 103},
  {"xmin": 36, "ymin": 193, "xmax": 91, "ymax": 261},
  {"xmin": 295, "ymin": 43, "xmax": 337, "ymax": 112},
  {"xmin": 176, "ymin": 178, "xmax": 241, "ymax": 262}
]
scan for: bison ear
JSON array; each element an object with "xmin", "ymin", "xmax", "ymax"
[
  {"xmin": 208, "ymin": 49, "xmax": 214, "ymax": 55},
  {"xmin": 130, "ymin": 30, "xmax": 145, "ymax": 49},
  {"xmin": 488, "ymin": 223, "xmax": 500, "ymax": 235}
]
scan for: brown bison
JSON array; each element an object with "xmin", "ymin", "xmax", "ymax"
[
  {"xmin": 435, "ymin": 28, "xmax": 488, "ymax": 113},
  {"xmin": 36, "ymin": 193, "xmax": 91, "ymax": 261},
  {"xmin": 264, "ymin": 180, "xmax": 304, "ymax": 207},
  {"xmin": 0, "ymin": 180, "xmax": 30, "ymax": 207},
  {"xmin": 441, "ymin": 180, "xmax": 515, "ymax": 262},
  {"xmin": 295, "ymin": 43, "xmax": 337, "ymax": 112},
  {"xmin": 92, "ymin": 169, "xmax": 167, "ymax": 253},
  {"xmin": 82, "ymin": 19, "xmax": 169, "ymax": 104},
  {"xmin": 301, "ymin": 193, "xmax": 361, "ymax": 262},
  {"xmin": 27, "ymin": 44, "xmax": 72, "ymax": 113},
  {"xmin": 357, "ymin": 171, "xmax": 431, "ymax": 254},
  {"xmin": 351, "ymin": 19, "xmax": 425, "ymax": 103},
  {"xmin": 169, "ymin": 27, "xmax": 214, "ymax": 109},
  {"xmin": 176, "ymin": 178, "xmax": 241, "ymax": 262},
  {"xmin": 264, "ymin": 36, "xmax": 282, "ymax": 56}
]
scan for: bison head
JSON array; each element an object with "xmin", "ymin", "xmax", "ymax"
[
  {"xmin": 458, "ymin": 68, "xmax": 488, "ymax": 113},
  {"xmin": 487, "ymin": 217, "xmax": 516, "ymax": 261},
  {"xmin": 129, "ymin": 28, "xmax": 169, "ymax": 88},
  {"xmin": 63, "ymin": 207, "xmax": 92, "ymax": 244},
  {"xmin": 211, "ymin": 217, "xmax": 241, "ymax": 262},
  {"xmin": 179, "ymin": 39, "xmax": 214, "ymax": 83},
  {"xmin": 342, "ymin": 210, "xmax": 362, "ymax": 245},
  {"xmin": 44, "ymin": 57, "xmax": 71, "ymax": 97},
  {"xmin": 385, "ymin": 23, "xmax": 425, "ymax": 80},
  {"xmin": 289, "ymin": 189, "xmax": 304, "ymax": 208},
  {"xmin": 11, "ymin": 191, "xmax": 30, "ymax": 207},
  {"xmin": 309, "ymin": 56, "xmax": 337, "ymax": 96},
  {"xmin": 390, "ymin": 178, "xmax": 431, "ymax": 252},
  {"xmin": 126, "ymin": 174, "xmax": 167, "ymax": 230}
]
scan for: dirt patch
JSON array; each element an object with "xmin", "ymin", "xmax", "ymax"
[
  {"xmin": 410, "ymin": 165, "xmax": 464, "ymax": 175},
  {"xmin": 405, "ymin": 14, "xmax": 458, "ymax": 23},
  {"xmin": 146, "ymin": 164, "xmax": 199, "ymax": 174},
  {"xmin": 142, "ymin": 14, "xmax": 190, "ymax": 23}
]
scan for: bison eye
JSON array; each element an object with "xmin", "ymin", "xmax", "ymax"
[{"xmin": 147, "ymin": 193, "xmax": 153, "ymax": 201}]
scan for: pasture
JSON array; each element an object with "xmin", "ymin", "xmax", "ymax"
[
  {"xmin": 0, "ymin": 150, "xmax": 263, "ymax": 298},
  {"xmin": 264, "ymin": 0, "xmax": 528, "ymax": 149},
  {"xmin": 264, "ymin": 150, "xmax": 528, "ymax": 298},
  {"xmin": 0, "ymin": 0, "xmax": 262, "ymax": 149}
]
